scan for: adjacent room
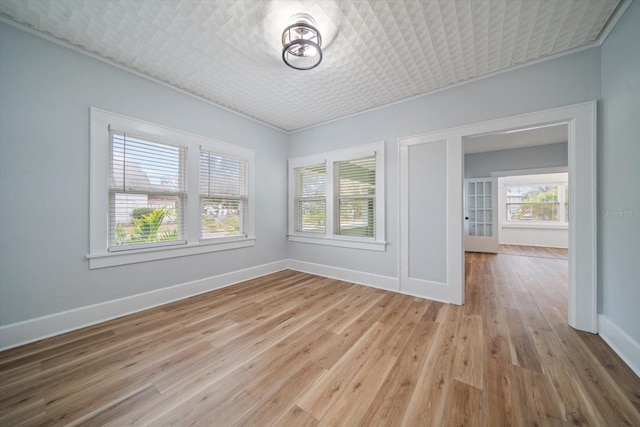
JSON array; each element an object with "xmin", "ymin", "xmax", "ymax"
[{"xmin": 1, "ymin": 0, "xmax": 639, "ymax": 425}]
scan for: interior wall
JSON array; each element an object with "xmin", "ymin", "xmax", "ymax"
[
  {"xmin": 498, "ymin": 227, "xmax": 568, "ymax": 248},
  {"xmin": 496, "ymin": 174, "xmax": 569, "ymax": 249},
  {"xmin": 600, "ymin": 0, "xmax": 640, "ymax": 345},
  {"xmin": 464, "ymin": 142, "xmax": 568, "ymax": 178},
  {"xmin": 288, "ymin": 46, "xmax": 600, "ymax": 278},
  {"xmin": 1, "ymin": 11, "xmax": 625, "ymax": 344},
  {"xmin": 465, "ymin": 144, "xmax": 569, "ymax": 248},
  {"xmin": 0, "ymin": 23, "xmax": 289, "ymax": 326}
]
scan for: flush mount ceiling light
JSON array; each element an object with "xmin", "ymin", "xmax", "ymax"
[{"xmin": 281, "ymin": 13, "xmax": 323, "ymax": 70}]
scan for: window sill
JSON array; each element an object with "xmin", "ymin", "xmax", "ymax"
[
  {"xmin": 288, "ymin": 234, "xmax": 387, "ymax": 251},
  {"xmin": 501, "ymin": 222, "xmax": 568, "ymax": 230},
  {"xmin": 87, "ymin": 237, "xmax": 256, "ymax": 269}
]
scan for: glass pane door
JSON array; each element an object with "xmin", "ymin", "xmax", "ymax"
[{"xmin": 467, "ymin": 181, "xmax": 494, "ymax": 237}]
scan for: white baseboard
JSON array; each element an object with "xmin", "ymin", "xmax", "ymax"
[
  {"xmin": 0, "ymin": 260, "xmax": 288, "ymax": 351},
  {"xmin": 287, "ymin": 259, "xmax": 399, "ymax": 293},
  {"xmin": 7, "ymin": 258, "xmax": 638, "ymax": 381},
  {"xmin": 498, "ymin": 242, "xmax": 569, "ymax": 249},
  {"xmin": 400, "ymin": 277, "xmax": 450, "ymax": 303},
  {"xmin": 286, "ymin": 259, "xmax": 452, "ymax": 303},
  {"xmin": 598, "ymin": 314, "xmax": 640, "ymax": 377},
  {"xmin": 1, "ymin": 259, "xmax": 445, "ymax": 352}
]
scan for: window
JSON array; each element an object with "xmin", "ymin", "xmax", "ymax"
[
  {"xmin": 500, "ymin": 173, "xmax": 568, "ymax": 226},
  {"xmin": 109, "ymin": 131, "xmax": 186, "ymax": 250},
  {"xmin": 336, "ymin": 156, "xmax": 376, "ymax": 237},
  {"xmin": 293, "ymin": 164, "xmax": 326, "ymax": 233},
  {"xmin": 200, "ymin": 151, "xmax": 248, "ymax": 239},
  {"xmin": 506, "ymin": 184, "xmax": 560, "ymax": 222},
  {"xmin": 288, "ymin": 143, "xmax": 386, "ymax": 251},
  {"xmin": 90, "ymin": 108, "xmax": 255, "ymax": 269}
]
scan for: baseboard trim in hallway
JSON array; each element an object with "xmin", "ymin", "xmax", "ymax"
[{"xmin": 598, "ymin": 314, "xmax": 640, "ymax": 377}]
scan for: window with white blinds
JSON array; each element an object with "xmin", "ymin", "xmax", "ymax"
[
  {"xmin": 294, "ymin": 164, "xmax": 326, "ymax": 233},
  {"xmin": 200, "ymin": 151, "xmax": 248, "ymax": 239},
  {"xmin": 109, "ymin": 131, "xmax": 186, "ymax": 250},
  {"xmin": 288, "ymin": 142, "xmax": 385, "ymax": 251},
  {"xmin": 335, "ymin": 156, "xmax": 376, "ymax": 237},
  {"xmin": 90, "ymin": 108, "xmax": 256, "ymax": 268}
]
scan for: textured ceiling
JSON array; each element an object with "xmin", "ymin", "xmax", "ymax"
[
  {"xmin": 464, "ymin": 123, "xmax": 568, "ymax": 154},
  {"xmin": 0, "ymin": 0, "xmax": 623, "ymax": 132}
]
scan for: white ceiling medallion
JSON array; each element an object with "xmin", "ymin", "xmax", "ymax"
[{"xmin": 281, "ymin": 13, "xmax": 323, "ymax": 71}]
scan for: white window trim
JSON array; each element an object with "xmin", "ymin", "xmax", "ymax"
[
  {"xmin": 288, "ymin": 142, "xmax": 386, "ymax": 251},
  {"xmin": 498, "ymin": 173, "xmax": 569, "ymax": 231},
  {"xmin": 89, "ymin": 108, "xmax": 255, "ymax": 269},
  {"xmin": 293, "ymin": 163, "xmax": 327, "ymax": 234}
]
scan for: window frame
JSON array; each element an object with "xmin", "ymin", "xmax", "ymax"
[
  {"xmin": 108, "ymin": 130, "xmax": 188, "ymax": 251},
  {"xmin": 293, "ymin": 163, "xmax": 327, "ymax": 234},
  {"xmin": 498, "ymin": 173, "xmax": 568, "ymax": 230},
  {"xmin": 199, "ymin": 150, "xmax": 249, "ymax": 241},
  {"xmin": 89, "ymin": 108, "xmax": 255, "ymax": 269},
  {"xmin": 288, "ymin": 142, "xmax": 386, "ymax": 251},
  {"xmin": 334, "ymin": 155, "xmax": 377, "ymax": 238}
]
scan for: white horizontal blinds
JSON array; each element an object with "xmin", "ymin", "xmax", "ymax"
[
  {"xmin": 336, "ymin": 155, "xmax": 376, "ymax": 237},
  {"xmin": 199, "ymin": 150, "xmax": 248, "ymax": 239},
  {"xmin": 294, "ymin": 164, "xmax": 326, "ymax": 233},
  {"xmin": 109, "ymin": 130, "xmax": 186, "ymax": 250}
]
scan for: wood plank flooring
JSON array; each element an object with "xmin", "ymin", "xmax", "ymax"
[{"xmin": 1, "ymin": 249, "xmax": 639, "ymax": 426}]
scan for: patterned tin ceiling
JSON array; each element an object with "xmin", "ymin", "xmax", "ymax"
[{"xmin": 0, "ymin": 0, "xmax": 624, "ymax": 132}]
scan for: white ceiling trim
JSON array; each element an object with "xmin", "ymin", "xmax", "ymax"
[
  {"xmin": 291, "ymin": 0, "xmax": 632, "ymax": 135},
  {"xmin": 1, "ymin": 0, "xmax": 630, "ymax": 133},
  {"xmin": 0, "ymin": 15, "xmax": 287, "ymax": 134},
  {"xmin": 289, "ymin": 39, "xmax": 604, "ymax": 135},
  {"xmin": 594, "ymin": 0, "xmax": 633, "ymax": 43}
]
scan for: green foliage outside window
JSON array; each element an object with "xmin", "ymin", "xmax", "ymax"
[
  {"xmin": 507, "ymin": 186, "xmax": 559, "ymax": 221},
  {"xmin": 115, "ymin": 207, "xmax": 179, "ymax": 245}
]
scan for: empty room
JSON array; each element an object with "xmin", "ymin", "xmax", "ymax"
[{"xmin": 1, "ymin": 0, "xmax": 639, "ymax": 425}]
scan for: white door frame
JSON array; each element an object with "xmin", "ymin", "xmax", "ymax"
[{"xmin": 399, "ymin": 101, "xmax": 597, "ymax": 333}]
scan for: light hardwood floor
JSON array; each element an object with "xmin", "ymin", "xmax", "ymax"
[{"xmin": 1, "ymin": 249, "xmax": 639, "ymax": 426}]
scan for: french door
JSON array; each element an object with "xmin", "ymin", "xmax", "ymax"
[{"xmin": 464, "ymin": 177, "xmax": 498, "ymax": 253}]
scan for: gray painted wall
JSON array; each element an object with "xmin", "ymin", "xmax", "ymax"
[
  {"xmin": 464, "ymin": 142, "xmax": 568, "ymax": 178},
  {"xmin": 5, "ymin": 7, "xmax": 636, "ymax": 352},
  {"xmin": 288, "ymin": 46, "xmax": 600, "ymax": 278},
  {"xmin": 0, "ymin": 23, "xmax": 289, "ymax": 326},
  {"xmin": 600, "ymin": 1, "xmax": 640, "ymax": 344}
]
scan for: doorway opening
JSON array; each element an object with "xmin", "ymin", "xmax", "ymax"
[
  {"xmin": 399, "ymin": 101, "xmax": 597, "ymax": 332},
  {"xmin": 463, "ymin": 124, "xmax": 569, "ymax": 323}
]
